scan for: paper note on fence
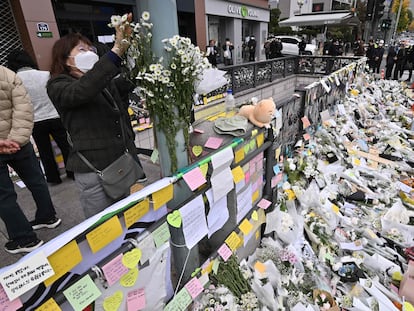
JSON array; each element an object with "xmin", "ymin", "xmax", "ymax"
[
  {"xmin": 205, "ymin": 189, "xmax": 229, "ymax": 238},
  {"xmin": 180, "ymin": 195, "xmax": 208, "ymax": 249}
]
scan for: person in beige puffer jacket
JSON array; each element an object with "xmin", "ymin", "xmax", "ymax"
[{"xmin": 0, "ymin": 65, "xmax": 61, "ymax": 254}]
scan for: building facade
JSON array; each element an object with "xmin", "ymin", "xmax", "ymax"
[{"xmin": 0, "ymin": 0, "xmax": 269, "ymax": 70}]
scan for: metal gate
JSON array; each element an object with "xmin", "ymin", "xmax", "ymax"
[{"xmin": 0, "ymin": 0, "xmax": 22, "ymax": 66}]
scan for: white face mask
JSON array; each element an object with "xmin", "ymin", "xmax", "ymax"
[{"xmin": 73, "ymin": 51, "xmax": 98, "ymax": 73}]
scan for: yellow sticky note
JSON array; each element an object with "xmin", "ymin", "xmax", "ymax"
[
  {"xmin": 239, "ymin": 219, "xmax": 253, "ymax": 235},
  {"xmin": 103, "ymin": 291, "xmax": 123, "ymax": 311},
  {"xmin": 200, "ymin": 163, "xmax": 209, "ymax": 177},
  {"xmin": 251, "ymin": 210, "xmax": 258, "ymax": 221},
  {"xmin": 86, "ymin": 216, "xmax": 123, "ymax": 254},
  {"xmin": 275, "ymin": 147, "xmax": 281, "ymax": 160},
  {"xmin": 331, "ymin": 204, "xmax": 340, "ymax": 214},
  {"xmin": 255, "ymin": 230, "xmax": 260, "ymax": 240},
  {"xmin": 251, "ymin": 129, "xmax": 258, "ymax": 137},
  {"xmin": 353, "ymin": 158, "xmax": 361, "ymax": 166},
  {"xmin": 257, "ymin": 208, "xmax": 266, "ymax": 224},
  {"xmin": 256, "ymin": 133, "xmax": 264, "ymax": 148},
  {"xmin": 120, "ymin": 267, "xmax": 139, "ymax": 287},
  {"xmin": 35, "ymin": 298, "xmax": 62, "ymax": 311},
  {"xmin": 231, "ymin": 166, "xmax": 245, "ymax": 184},
  {"xmin": 234, "ymin": 148, "xmax": 245, "ymax": 164},
  {"xmin": 225, "ymin": 231, "xmax": 242, "ymax": 251},
  {"xmin": 44, "ymin": 240, "xmax": 82, "ymax": 287},
  {"xmin": 152, "ymin": 183, "xmax": 174, "ymax": 210},
  {"xmin": 124, "ymin": 199, "xmax": 150, "ymax": 228},
  {"xmin": 252, "ymin": 190, "xmax": 259, "ymax": 203},
  {"xmin": 404, "ymin": 302, "xmax": 414, "ymax": 311},
  {"xmin": 254, "ymin": 261, "xmax": 266, "ymax": 274},
  {"xmin": 202, "ymin": 260, "xmax": 214, "ymax": 275},
  {"xmin": 122, "ymin": 248, "xmax": 142, "ymax": 269}
]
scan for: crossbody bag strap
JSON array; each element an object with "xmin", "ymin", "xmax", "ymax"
[{"xmin": 69, "ymin": 88, "xmax": 129, "ymax": 174}]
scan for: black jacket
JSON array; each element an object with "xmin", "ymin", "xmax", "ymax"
[{"xmin": 47, "ymin": 53, "xmax": 137, "ymax": 172}]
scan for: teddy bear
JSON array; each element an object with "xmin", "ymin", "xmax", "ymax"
[{"xmin": 237, "ymin": 98, "xmax": 276, "ymax": 128}]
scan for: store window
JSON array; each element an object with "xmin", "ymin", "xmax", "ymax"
[{"xmin": 312, "ymin": 3, "xmax": 324, "ymax": 12}]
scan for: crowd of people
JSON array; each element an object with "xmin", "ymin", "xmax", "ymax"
[{"xmin": 0, "ymin": 13, "xmax": 146, "ymax": 254}]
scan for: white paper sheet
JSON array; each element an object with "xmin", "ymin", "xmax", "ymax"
[
  {"xmin": 205, "ymin": 189, "xmax": 229, "ymax": 238},
  {"xmin": 211, "ymin": 167, "xmax": 234, "ymax": 202},
  {"xmin": 236, "ymin": 184, "xmax": 253, "ymax": 223},
  {"xmin": 179, "ymin": 195, "xmax": 208, "ymax": 249}
]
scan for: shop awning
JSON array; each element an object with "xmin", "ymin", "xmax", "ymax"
[{"xmin": 279, "ymin": 11, "xmax": 360, "ymax": 27}]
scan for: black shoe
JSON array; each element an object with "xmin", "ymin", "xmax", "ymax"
[
  {"xmin": 5, "ymin": 238, "xmax": 44, "ymax": 254},
  {"xmin": 137, "ymin": 174, "xmax": 147, "ymax": 183},
  {"xmin": 30, "ymin": 217, "xmax": 62, "ymax": 230}
]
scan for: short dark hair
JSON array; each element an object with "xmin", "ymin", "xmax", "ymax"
[
  {"xmin": 50, "ymin": 32, "xmax": 92, "ymax": 77},
  {"xmin": 6, "ymin": 49, "xmax": 38, "ymax": 72}
]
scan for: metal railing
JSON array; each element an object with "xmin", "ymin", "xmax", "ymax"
[{"xmin": 219, "ymin": 55, "xmax": 362, "ymax": 95}]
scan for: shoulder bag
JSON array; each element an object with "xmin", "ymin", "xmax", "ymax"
[{"xmin": 75, "ymin": 88, "xmax": 144, "ymax": 200}]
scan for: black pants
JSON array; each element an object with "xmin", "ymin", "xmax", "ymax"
[
  {"xmin": 249, "ymin": 51, "xmax": 255, "ymax": 61},
  {"xmin": 32, "ymin": 118, "xmax": 71, "ymax": 183},
  {"xmin": 393, "ymin": 62, "xmax": 404, "ymax": 80},
  {"xmin": 385, "ymin": 64, "xmax": 394, "ymax": 79}
]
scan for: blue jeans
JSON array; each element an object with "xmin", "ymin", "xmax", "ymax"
[{"xmin": 0, "ymin": 143, "xmax": 56, "ymax": 241}]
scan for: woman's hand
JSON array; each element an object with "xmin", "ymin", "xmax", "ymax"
[
  {"xmin": 0, "ymin": 139, "xmax": 20, "ymax": 154},
  {"xmin": 112, "ymin": 13, "xmax": 133, "ymax": 57}
]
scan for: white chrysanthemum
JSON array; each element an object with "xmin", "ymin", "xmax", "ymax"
[
  {"xmin": 282, "ymin": 181, "xmax": 291, "ymax": 190},
  {"xmin": 121, "ymin": 14, "xmax": 128, "ymax": 22},
  {"xmin": 173, "ymin": 35, "xmax": 180, "ymax": 41},
  {"xmin": 169, "ymin": 38, "xmax": 178, "ymax": 47},
  {"xmin": 170, "ymin": 63, "xmax": 177, "ymax": 70},
  {"xmin": 154, "ymin": 69, "xmax": 162, "ymax": 76},
  {"xmin": 141, "ymin": 11, "xmax": 150, "ymax": 21},
  {"xmin": 162, "ymin": 76, "xmax": 170, "ymax": 84},
  {"xmin": 163, "ymin": 70, "xmax": 171, "ymax": 76},
  {"xmin": 110, "ymin": 15, "xmax": 122, "ymax": 27},
  {"xmin": 182, "ymin": 67, "xmax": 190, "ymax": 75},
  {"xmin": 148, "ymin": 33, "xmax": 152, "ymax": 38},
  {"xmin": 181, "ymin": 55, "xmax": 189, "ymax": 63},
  {"xmin": 142, "ymin": 22, "xmax": 152, "ymax": 29},
  {"xmin": 177, "ymin": 49, "xmax": 184, "ymax": 55},
  {"xmin": 133, "ymin": 23, "xmax": 141, "ymax": 32},
  {"xmin": 165, "ymin": 47, "xmax": 172, "ymax": 52},
  {"xmin": 149, "ymin": 64, "xmax": 157, "ymax": 72}
]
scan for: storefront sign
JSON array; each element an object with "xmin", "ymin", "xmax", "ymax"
[
  {"xmin": 36, "ymin": 22, "xmax": 49, "ymax": 32},
  {"xmin": 227, "ymin": 4, "xmax": 258, "ymax": 18},
  {"xmin": 36, "ymin": 32, "xmax": 53, "ymax": 38}
]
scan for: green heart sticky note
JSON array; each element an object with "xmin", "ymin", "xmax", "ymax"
[
  {"xmin": 244, "ymin": 144, "xmax": 250, "ymax": 154},
  {"xmin": 120, "ymin": 267, "xmax": 139, "ymax": 287},
  {"xmin": 200, "ymin": 163, "xmax": 208, "ymax": 177},
  {"xmin": 250, "ymin": 139, "xmax": 256, "ymax": 150},
  {"xmin": 122, "ymin": 248, "xmax": 142, "ymax": 269},
  {"xmin": 150, "ymin": 149, "xmax": 159, "ymax": 163},
  {"xmin": 251, "ymin": 210, "xmax": 258, "ymax": 221},
  {"xmin": 192, "ymin": 145, "xmax": 203, "ymax": 157},
  {"xmin": 103, "ymin": 290, "xmax": 123, "ymax": 311},
  {"xmin": 167, "ymin": 210, "xmax": 182, "ymax": 228}
]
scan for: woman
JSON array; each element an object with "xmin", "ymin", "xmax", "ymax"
[
  {"xmin": 47, "ymin": 16, "xmax": 146, "ymax": 217},
  {"xmin": 7, "ymin": 49, "xmax": 73, "ymax": 184}
]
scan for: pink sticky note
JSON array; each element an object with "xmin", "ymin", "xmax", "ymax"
[
  {"xmin": 257, "ymin": 198, "xmax": 272, "ymax": 209},
  {"xmin": 127, "ymin": 288, "xmax": 146, "ymax": 311},
  {"xmin": 183, "ymin": 167, "xmax": 207, "ymax": 191},
  {"xmin": 139, "ymin": 118, "xmax": 145, "ymax": 124},
  {"xmin": 185, "ymin": 277, "xmax": 204, "ymax": 299},
  {"xmin": 0, "ymin": 285, "xmax": 22, "ymax": 311},
  {"xmin": 217, "ymin": 243, "xmax": 232, "ymax": 262},
  {"xmin": 193, "ymin": 128, "xmax": 205, "ymax": 134},
  {"xmin": 303, "ymin": 133, "xmax": 311, "ymax": 141},
  {"xmin": 301, "ymin": 116, "xmax": 311, "ymax": 129},
  {"xmin": 102, "ymin": 254, "xmax": 129, "ymax": 286},
  {"xmin": 204, "ymin": 137, "xmax": 223, "ymax": 149},
  {"xmin": 271, "ymin": 173, "xmax": 283, "ymax": 188},
  {"xmin": 244, "ymin": 171, "xmax": 251, "ymax": 183},
  {"xmin": 145, "ymin": 117, "xmax": 150, "ymax": 124}
]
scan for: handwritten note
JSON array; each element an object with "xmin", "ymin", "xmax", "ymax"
[
  {"xmin": 183, "ymin": 167, "xmax": 207, "ymax": 191},
  {"xmin": 225, "ymin": 231, "xmax": 242, "ymax": 251},
  {"xmin": 256, "ymin": 132, "xmax": 264, "ymax": 147},
  {"xmin": 234, "ymin": 148, "xmax": 245, "ymax": 163},
  {"xmin": 184, "ymin": 277, "xmax": 204, "ymax": 299},
  {"xmin": 122, "ymin": 248, "xmax": 142, "ymax": 269},
  {"xmin": 152, "ymin": 183, "xmax": 174, "ymax": 210},
  {"xmin": 151, "ymin": 222, "xmax": 171, "ymax": 248},
  {"xmin": 63, "ymin": 275, "xmax": 101, "ymax": 311},
  {"xmin": 239, "ymin": 219, "xmax": 253, "ymax": 235},
  {"xmin": 231, "ymin": 166, "xmax": 245, "ymax": 184},
  {"xmin": 120, "ymin": 267, "xmax": 139, "ymax": 288},
  {"xmin": 137, "ymin": 234, "xmax": 156, "ymax": 264},
  {"xmin": 127, "ymin": 288, "xmax": 145, "ymax": 311},
  {"xmin": 0, "ymin": 284, "xmax": 22, "ymax": 311},
  {"xmin": 301, "ymin": 116, "xmax": 311, "ymax": 128},
  {"xmin": 236, "ymin": 184, "xmax": 253, "ymax": 223},
  {"xmin": 103, "ymin": 291, "xmax": 123, "ymax": 311},
  {"xmin": 44, "ymin": 240, "xmax": 82, "ymax": 287},
  {"xmin": 102, "ymin": 254, "xmax": 129, "ymax": 286},
  {"xmin": 174, "ymin": 288, "xmax": 193, "ymax": 310},
  {"xmin": 204, "ymin": 137, "xmax": 223, "ymax": 149},
  {"xmin": 0, "ymin": 251, "xmax": 54, "ymax": 300},
  {"xmin": 217, "ymin": 243, "xmax": 232, "ymax": 262},
  {"xmin": 180, "ymin": 195, "xmax": 208, "ymax": 249},
  {"xmin": 124, "ymin": 199, "xmax": 150, "ymax": 228},
  {"xmin": 257, "ymin": 198, "xmax": 272, "ymax": 210},
  {"xmin": 86, "ymin": 216, "xmax": 123, "ymax": 254}
]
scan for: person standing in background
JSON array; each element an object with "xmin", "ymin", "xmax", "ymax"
[
  {"xmin": 222, "ymin": 38, "xmax": 234, "ymax": 66},
  {"xmin": 405, "ymin": 44, "xmax": 414, "ymax": 82},
  {"xmin": 206, "ymin": 39, "xmax": 219, "ymax": 67},
  {"xmin": 248, "ymin": 35, "xmax": 257, "ymax": 62},
  {"xmin": 7, "ymin": 49, "xmax": 73, "ymax": 185},
  {"xmin": 0, "ymin": 65, "xmax": 61, "ymax": 254},
  {"xmin": 393, "ymin": 42, "xmax": 406, "ymax": 80},
  {"xmin": 373, "ymin": 40, "xmax": 385, "ymax": 74},
  {"xmin": 385, "ymin": 45, "xmax": 397, "ymax": 80}
]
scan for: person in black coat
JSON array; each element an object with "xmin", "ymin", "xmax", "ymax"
[
  {"xmin": 365, "ymin": 40, "xmax": 376, "ymax": 71},
  {"xmin": 405, "ymin": 45, "xmax": 414, "ymax": 82},
  {"xmin": 206, "ymin": 39, "xmax": 219, "ymax": 67},
  {"xmin": 47, "ymin": 17, "xmax": 146, "ymax": 217},
  {"xmin": 248, "ymin": 35, "xmax": 257, "ymax": 61},
  {"xmin": 385, "ymin": 45, "xmax": 397, "ymax": 79},
  {"xmin": 393, "ymin": 43, "xmax": 406, "ymax": 80},
  {"xmin": 373, "ymin": 41, "xmax": 385, "ymax": 74}
]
